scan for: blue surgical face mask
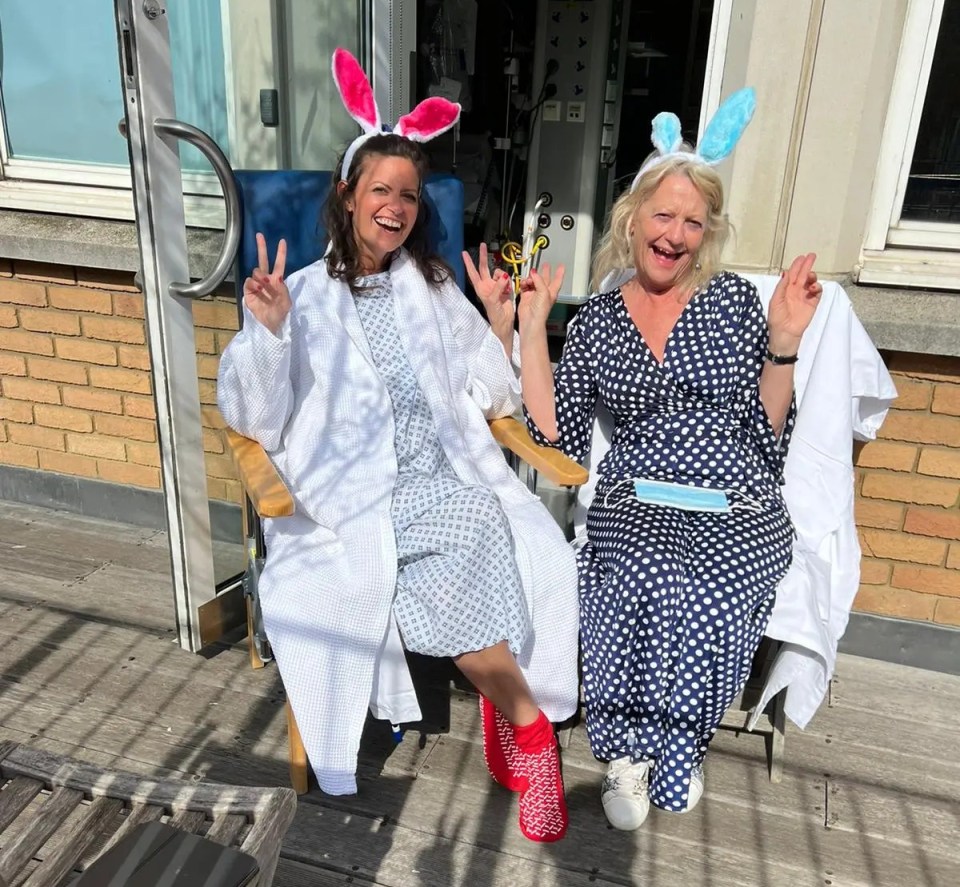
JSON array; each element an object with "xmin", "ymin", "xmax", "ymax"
[
  {"xmin": 632, "ymin": 478, "xmax": 731, "ymax": 512},
  {"xmin": 602, "ymin": 477, "xmax": 764, "ymax": 513}
]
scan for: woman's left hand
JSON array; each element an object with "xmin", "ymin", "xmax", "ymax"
[
  {"xmin": 766, "ymin": 252, "xmax": 823, "ymax": 354},
  {"xmin": 463, "ymin": 243, "xmax": 515, "ymax": 342}
]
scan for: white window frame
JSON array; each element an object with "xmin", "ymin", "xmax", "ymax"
[
  {"xmin": 859, "ymin": 0, "xmax": 960, "ymax": 289},
  {"xmin": 0, "ymin": 0, "xmax": 245, "ymax": 229}
]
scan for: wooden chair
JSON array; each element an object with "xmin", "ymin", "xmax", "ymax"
[{"xmin": 0, "ymin": 740, "xmax": 296, "ymax": 886}]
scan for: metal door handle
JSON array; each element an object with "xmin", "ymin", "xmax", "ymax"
[{"xmin": 153, "ymin": 118, "xmax": 240, "ymax": 299}]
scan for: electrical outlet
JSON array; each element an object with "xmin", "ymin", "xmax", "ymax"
[
  {"xmin": 566, "ymin": 101, "xmax": 585, "ymax": 123},
  {"xmin": 543, "ymin": 100, "xmax": 561, "ymax": 122}
]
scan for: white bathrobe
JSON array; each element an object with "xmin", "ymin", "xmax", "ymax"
[
  {"xmin": 575, "ymin": 272, "xmax": 895, "ymax": 731},
  {"xmin": 217, "ymin": 250, "xmax": 579, "ymax": 795}
]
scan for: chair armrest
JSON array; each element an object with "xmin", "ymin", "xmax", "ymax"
[
  {"xmin": 488, "ymin": 417, "xmax": 588, "ymax": 487},
  {"xmin": 225, "ymin": 430, "xmax": 295, "ymax": 518}
]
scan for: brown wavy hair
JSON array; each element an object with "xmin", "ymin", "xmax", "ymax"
[{"xmin": 324, "ymin": 134, "xmax": 451, "ymax": 287}]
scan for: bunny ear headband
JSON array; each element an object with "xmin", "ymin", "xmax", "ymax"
[
  {"xmin": 332, "ymin": 48, "xmax": 461, "ymax": 181},
  {"xmin": 630, "ymin": 87, "xmax": 756, "ymax": 191}
]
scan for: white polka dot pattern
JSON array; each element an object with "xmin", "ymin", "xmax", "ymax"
[{"xmin": 527, "ymin": 272, "xmax": 796, "ymax": 811}]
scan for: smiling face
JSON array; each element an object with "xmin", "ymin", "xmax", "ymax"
[
  {"xmin": 341, "ymin": 154, "xmax": 421, "ymax": 273},
  {"xmin": 629, "ymin": 173, "xmax": 708, "ymax": 294}
]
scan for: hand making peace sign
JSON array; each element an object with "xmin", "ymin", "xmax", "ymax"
[
  {"xmin": 462, "ymin": 243, "xmax": 515, "ymax": 343},
  {"xmin": 766, "ymin": 252, "xmax": 823, "ymax": 354},
  {"xmin": 244, "ymin": 233, "xmax": 290, "ymax": 336}
]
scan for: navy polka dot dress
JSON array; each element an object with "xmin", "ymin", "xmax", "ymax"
[{"xmin": 526, "ymin": 272, "xmax": 795, "ymax": 811}]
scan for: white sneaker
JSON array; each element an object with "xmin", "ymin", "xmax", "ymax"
[
  {"xmin": 681, "ymin": 765, "xmax": 704, "ymax": 812},
  {"xmin": 601, "ymin": 757, "xmax": 651, "ymax": 830}
]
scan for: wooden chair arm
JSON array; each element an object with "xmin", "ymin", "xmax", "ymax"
[
  {"xmin": 225, "ymin": 430, "xmax": 295, "ymax": 518},
  {"xmin": 488, "ymin": 416, "xmax": 588, "ymax": 487},
  {"xmin": 226, "ymin": 416, "xmax": 587, "ymax": 521}
]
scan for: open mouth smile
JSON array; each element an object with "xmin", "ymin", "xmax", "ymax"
[
  {"xmin": 375, "ymin": 216, "xmax": 403, "ymax": 233},
  {"xmin": 651, "ymin": 244, "xmax": 684, "ymax": 264}
]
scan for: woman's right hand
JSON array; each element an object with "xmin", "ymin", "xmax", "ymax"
[
  {"xmin": 244, "ymin": 233, "xmax": 290, "ymax": 336},
  {"xmin": 517, "ymin": 263, "xmax": 565, "ymax": 330}
]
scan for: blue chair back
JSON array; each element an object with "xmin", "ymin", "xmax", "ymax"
[{"xmin": 232, "ymin": 170, "xmax": 465, "ymax": 297}]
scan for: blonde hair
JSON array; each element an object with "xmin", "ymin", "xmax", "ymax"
[{"xmin": 591, "ymin": 151, "xmax": 730, "ymax": 293}]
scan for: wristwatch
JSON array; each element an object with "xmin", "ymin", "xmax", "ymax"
[{"xmin": 765, "ymin": 349, "xmax": 799, "ymax": 365}]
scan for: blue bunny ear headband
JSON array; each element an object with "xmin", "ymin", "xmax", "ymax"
[{"xmin": 630, "ymin": 87, "xmax": 756, "ymax": 191}]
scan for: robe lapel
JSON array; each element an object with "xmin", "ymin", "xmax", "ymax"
[{"xmin": 329, "ymin": 274, "xmax": 377, "ymax": 368}]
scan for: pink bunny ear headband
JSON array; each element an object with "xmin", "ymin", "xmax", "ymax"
[{"xmin": 332, "ymin": 48, "xmax": 461, "ymax": 182}]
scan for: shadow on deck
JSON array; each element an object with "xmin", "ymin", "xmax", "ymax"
[{"xmin": 0, "ymin": 500, "xmax": 958, "ymax": 886}]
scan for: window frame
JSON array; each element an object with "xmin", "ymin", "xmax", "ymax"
[{"xmin": 859, "ymin": 0, "xmax": 960, "ymax": 287}]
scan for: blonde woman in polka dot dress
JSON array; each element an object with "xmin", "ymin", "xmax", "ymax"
[{"xmin": 519, "ymin": 150, "xmax": 822, "ymax": 829}]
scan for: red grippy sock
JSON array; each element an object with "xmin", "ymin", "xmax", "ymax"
[
  {"xmin": 512, "ymin": 711, "xmax": 569, "ymax": 843},
  {"xmin": 479, "ymin": 694, "xmax": 524, "ymax": 792}
]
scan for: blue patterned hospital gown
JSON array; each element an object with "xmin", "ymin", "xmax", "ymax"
[
  {"xmin": 527, "ymin": 272, "xmax": 795, "ymax": 811},
  {"xmin": 354, "ymin": 271, "xmax": 531, "ymax": 659}
]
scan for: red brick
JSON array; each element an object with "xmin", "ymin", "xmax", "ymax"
[
  {"xmin": 859, "ymin": 558, "xmax": 891, "ymax": 585},
  {"xmin": 118, "ymin": 345, "xmax": 151, "ymax": 371},
  {"xmin": 202, "ymin": 427, "xmax": 224, "ymax": 454},
  {"xmin": 903, "ymin": 507, "xmax": 960, "ymax": 541},
  {"xmin": 195, "ymin": 330, "xmax": 217, "ymax": 354},
  {"xmin": 67, "ymin": 432, "xmax": 127, "ymax": 461},
  {"xmin": 126, "ymin": 441, "xmax": 161, "ymax": 467},
  {"xmin": 34, "ymin": 404, "xmax": 93, "ymax": 433},
  {"xmin": 854, "ymin": 585, "xmax": 936, "ymax": 620},
  {"xmin": 61, "ymin": 386, "xmax": 124, "ymax": 415},
  {"xmin": 12, "ymin": 261, "xmax": 75, "ymax": 285},
  {"xmin": 97, "ymin": 460, "xmax": 160, "ymax": 489},
  {"xmin": 891, "ymin": 564, "xmax": 960, "ymax": 598},
  {"xmin": 81, "ymin": 315, "xmax": 145, "ymax": 345},
  {"xmin": 878, "ymin": 412, "xmax": 960, "ymax": 446},
  {"xmin": 200, "ymin": 405, "xmax": 226, "ymax": 429},
  {"xmin": 859, "ymin": 529, "xmax": 946, "ymax": 566},
  {"xmin": 18, "ymin": 308, "xmax": 81, "ymax": 336},
  {"xmin": 934, "ymin": 597, "xmax": 960, "ymax": 627},
  {"xmin": 861, "ymin": 474, "xmax": 958, "ymax": 507},
  {"xmin": 197, "ymin": 355, "xmax": 220, "ymax": 380},
  {"xmin": 39, "ymin": 449, "xmax": 97, "ymax": 478},
  {"xmin": 948, "ymin": 544, "xmax": 960, "ymax": 571},
  {"xmin": 0, "ymin": 330, "xmax": 55, "ymax": 356},
  {"xmin": 26, "ymin": 357, "xmax": 86, "ymax": 385},
  {"xmin": 8, "ymin": 423, "xmax": 65, "ymax": 452},
  {"xmin": 47, "ymin": 286, "xmax": 113, "ymax": 314},
  {"xmin": 0, "ymin": 399, "xmax": 33, "ymax": 423},
  {"xmin": 855, "ymin": 441, "xmax": 917, "ymax": 472},
  {"xmin": 0, "ymin": 354, "xmax": 27, "ymax": 377},
  {"xmin": 0, "ymin": 441, "xmax": 39, "ymax": 468},
  {"xmin": 931, "ymin": 384, "xmax": 960, "ymax": 418},
  {"xmin": 0, "ymin": 280, "xmax": 47, "ymax": 306},
  {"xmin": 192, "ymin": 299, "xmax": 239, "ymax": 331},
  {"xmin": 87, "ymin": 366, "xmax": 151, "ymax": 395},
  {"xmin": 917, "ymin": 448, "xmax": 960, "ymax": 480},
  {"xmin": 888, "ymin": 355, "xmax": 960, "ymax": 383},
  {"xmin": 94, "ymin": 413, "xmax": 156, "ymax": 442},
  {"xmin": 123, "ymin": 395, "xmax": 157, "ymax": 420},
  {"xmin": 55, "ymin": 338, "xmax": 117, "ymax": 366},
  {"xmin": 890, "ymin": 378, "xmax": 932, "ymax": 410},
  {"xmin": 112, "ymin": 292, "xmax": 145, "ymax": 319},
  {"xmin": 854, "ymin": 498, "xmax": 904, "ymax": 530},
  {"xmin": 76, "ymin": 269, "xmax": 139, "ymax": 292},
  {"xmin": 2, "ymin": 377, "xmax": 61, "ymax": 405}
]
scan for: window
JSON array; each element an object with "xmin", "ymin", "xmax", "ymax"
[{"xmin": 860, "ymin": 0, "xmax": 960, "ymax": 288}]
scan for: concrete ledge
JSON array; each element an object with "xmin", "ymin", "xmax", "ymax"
[
  {"xmin": 0, "ymin": 464, "xmax": 240, "ymax": 544},
  {"xmin": 0, "ymin": 210, "xmax": 225, "ymax": 281},
  {"xmin": 2, "ymin": 209, "xmax": 959, "ymax": 356},
  {"xmin": 839, "ymin": 611, "xmax": 960, "ymax": 677}
]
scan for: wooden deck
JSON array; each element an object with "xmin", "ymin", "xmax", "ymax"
[{"xmin": 0, "ymin": 499, "xmax": 957, "ymax": 886}]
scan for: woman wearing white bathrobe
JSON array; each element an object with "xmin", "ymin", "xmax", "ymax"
[{"xmin": 216, "ymin": 50, "xmax": 578, "ymax": 844}]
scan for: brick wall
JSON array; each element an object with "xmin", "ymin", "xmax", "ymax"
[
  {"xmin": 854, "ymin": 353, "xmax": 960, "ymax": 628},
  {"xmin": 0, "ymin": 259, "xmax": 241, "ymax": 503}
]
